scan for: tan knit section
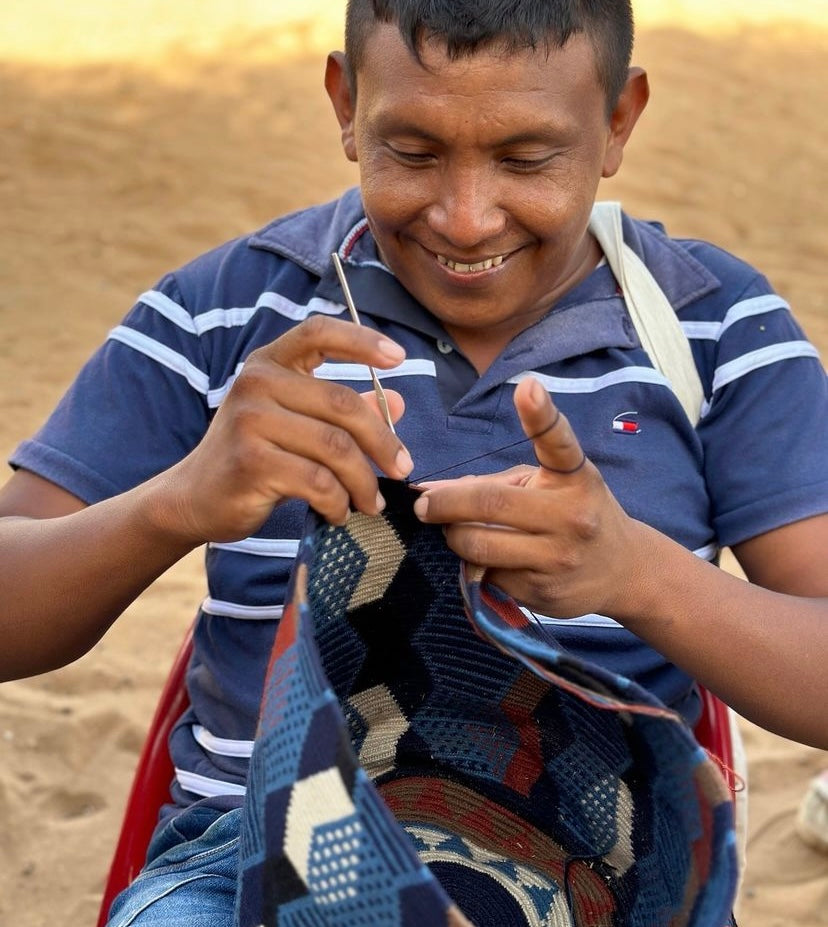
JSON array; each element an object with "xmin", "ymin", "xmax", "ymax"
[
  {"xmin": 344, "ymin": 510, "xmax": 405, "ymax": 610},
  {"xmin": 348, "ymin": 684, "xmax": 409, "ymax": 780}
]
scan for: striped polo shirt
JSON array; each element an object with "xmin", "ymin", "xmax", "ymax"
[{"xmin": 12, "ymin": 188, "xmax": 828, "ymax": 818}]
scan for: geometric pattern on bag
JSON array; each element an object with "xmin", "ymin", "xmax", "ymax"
[{"xmin": 236, "ymin": 479, "xmax": 738, "ymax": 927}]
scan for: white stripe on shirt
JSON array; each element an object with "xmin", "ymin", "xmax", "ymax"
[
  {"xmin": 314, "ymin": 359, "xmax": 438, "ymax": 381},
  {"xmin": 192, "ymin": 725, "xmax": 255, "ymax": 758},
  {"xmin": 509, "ymin": 365, "xmax": 670, "ymax": 395},
  {"xmin": 138, "ymin": 290, "xmax": 258, "ymax": 334},
  {"xmin": 711, "ymin": 341, "xmax": 820, "ymax": 393},
  {"xmin": 681, "ymin": 294, "xmax": 790, "ymax": 342},
  {"xmin": 138, "ymin": 289, "xmax": 344, "ymax": 332},
  {"xmin": 109, "ymin": 325, "xmax": 241, "ymax": 409},
  {"xmin": 200, "ymin": 598, "xmax": 285, "ymax": 621},
  {"xmin": 259, "ymin": 293, "xmax": 345, "ymax": 321},
  {"xmin": 206, "ymin": 365, "xmax": 244, "ymax": 409},
  {"xmin": 108, "ymin": 326, "xmax": 210, "ymax": 394},
  {"xmin": 174, "ymin": 767, "xmax": 247, "ymax": 798},
  {"xmin": 138, "ymin": 289, "xmax": 201, "ymax": 332},
  {"xmin": 209, "ymin": 538, "xmax": 300, "ymax": 558}
]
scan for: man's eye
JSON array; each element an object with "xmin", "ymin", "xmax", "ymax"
[
  {"xmin": 503, "ymin": 156, "xmax": 553, "ymax": 172},
  {"xmin": 389, "ymin": 147, "xmax": 434, "ymax": 164}
]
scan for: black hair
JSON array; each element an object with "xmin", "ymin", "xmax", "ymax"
[{"xmin": 344, "ymin": 0, "xmax": 634, "ymax": 116}]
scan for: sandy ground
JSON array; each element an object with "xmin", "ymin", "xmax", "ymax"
[{"xmin": 1, "ymin": 3, "xmax": 826, "ymax": 925}]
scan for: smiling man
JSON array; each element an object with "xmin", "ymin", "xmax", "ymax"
[
  {"xmin": 325, "ymin": 21, "xmax": 644, "ymax": 370},
  {"xmin": 1, "ymin": 2, "xmax": 827, "ymax": 925}
]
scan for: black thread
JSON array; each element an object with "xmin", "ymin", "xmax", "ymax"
[
  {"xmin": 527, "ymin": 408, "xmax": 562, "ymax": 442},
  {"xmin": 540, "ymin": 451, "xmax": 587, "ymax": 475},
  {"xmin": 411, "ymin": 436, "xmax": 533, "ymax": 483},
  {"xmin": 410, "ymin": 415, "xmax": 566, "ymax": 484}
]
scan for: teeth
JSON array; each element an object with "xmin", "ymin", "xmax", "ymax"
[{"xmin": 437, "ymin": 254, "xmax": 505, "ymax": 273}]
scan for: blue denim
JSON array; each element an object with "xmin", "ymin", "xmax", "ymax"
[{"xmin": 105, "ymin": 806, "xmax": 241, "ymax": 927}]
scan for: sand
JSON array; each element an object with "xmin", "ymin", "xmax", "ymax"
[{"xmin": 1, "ymin": 3, "xmax": 827, "ymax": 924}]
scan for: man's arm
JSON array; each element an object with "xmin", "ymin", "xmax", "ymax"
[
  {"xmin": 413, "ymin": 377, "xmax": 828, "ymax": 748},
  {"xmin": 0, "ymin": 469, "xmax": 201, "ymax": 680},
  {"xmin": 0, "ymin": 317, "xmax": 412, "ymax": 682}
]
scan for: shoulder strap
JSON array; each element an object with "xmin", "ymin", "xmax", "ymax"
[{"xmin": 589, "ymin": 201, "xmax": 704, "ymax": 425}]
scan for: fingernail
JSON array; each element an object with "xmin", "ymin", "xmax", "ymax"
[
  {"xmin": 413, "ymin": 494, "xmax": 428, "ymax": 519},
  {"xmin": 395, "ymin": 446, "xmax": 414, "ymax": 477},
  {"xmin": 376, "ymin": 491, "xmax": 386, "ymax": 512},
  {"xmin": 378, "ymin": 338, "xmax": 405, "ymax": 362}
]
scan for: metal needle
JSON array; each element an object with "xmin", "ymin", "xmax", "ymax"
[{"xmin": 331, "ymin": 252, "xmax": 396, "ymax": 434}]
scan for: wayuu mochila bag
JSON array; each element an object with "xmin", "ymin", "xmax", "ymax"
[{"xmin": 235, "ymin": 479, "xmax": 738, "ymax": 927}]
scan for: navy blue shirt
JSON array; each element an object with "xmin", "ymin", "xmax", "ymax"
[{"xmin": 12, "ymin": 188, "xmax": 828, "ymax": 813}]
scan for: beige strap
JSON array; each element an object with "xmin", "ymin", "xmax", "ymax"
[{"xmin": 589, "ymin": 201, "xmax": 704, "ymax": 425}]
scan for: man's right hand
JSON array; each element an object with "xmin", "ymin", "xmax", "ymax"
[{"xmin": 155, "ymin": 315, "xmax": 412, "ymax": 544}]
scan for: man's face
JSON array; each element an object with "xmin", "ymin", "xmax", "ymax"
[{"xmin": 330, "ymin": 25, "xmax": 635, "ymax": 353}]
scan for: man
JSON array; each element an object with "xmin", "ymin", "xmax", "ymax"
[{"xmin": 2, "ymin": 1, "xmax": 826, "ymax": 923}]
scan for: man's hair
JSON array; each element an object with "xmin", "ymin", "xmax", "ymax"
[{"xmin": 344, "ymin": 0, "xmax": 634, "ymax": 116}]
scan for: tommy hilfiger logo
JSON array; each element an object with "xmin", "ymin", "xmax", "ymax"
[{"xmin": 612, "ymin": 412, "xmax": 641, "ymax": 435}]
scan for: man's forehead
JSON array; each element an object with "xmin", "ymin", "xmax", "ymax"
[{"xmin": 352, "ymin": 23, "xmax": 602, "ymax": 108}]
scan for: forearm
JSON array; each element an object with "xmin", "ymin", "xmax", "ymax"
[
  {"xmin": 616, "ymin": 522, "xmax": 828, "ymax": 748},
  {"xmin": 0, "ymin": 475, "xmax": 199, "ymax": 681}
]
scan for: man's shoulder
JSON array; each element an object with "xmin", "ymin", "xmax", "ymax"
[
  {"xmin": 161, "ymin": 188, "xmax": 365, "ymax": 314},
  {"xmin": 621, "ymin": 210, "xmax": 771, "ymax": 315}
]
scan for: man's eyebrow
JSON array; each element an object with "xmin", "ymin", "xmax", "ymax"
[{"xmin": 374, "ymin": 120, "xmax": 443, "ymax": 143}]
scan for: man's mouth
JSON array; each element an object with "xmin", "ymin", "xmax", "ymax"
[{"xmin": 436, "ymin": 253, "xmax": 506, "ymax": 274}]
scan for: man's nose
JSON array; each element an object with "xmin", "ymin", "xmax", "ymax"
[{"xmin": 426, "ymin": 166, "xmax": 507, "ymax": 251}]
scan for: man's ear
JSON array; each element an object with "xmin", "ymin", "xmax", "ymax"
[
  {"xmin": 602, "ymin": 67, "xmax": 649, "ymax": 179},
  {"xmin": 325, "ymin": 51, "xmax": 358, "ymax": 163}
]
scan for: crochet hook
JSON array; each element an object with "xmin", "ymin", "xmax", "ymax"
[{"xmin": 331, "ymin": 252, "xmax": 396, "ymax": 434}]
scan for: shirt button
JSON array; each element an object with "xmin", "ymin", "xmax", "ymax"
[{"xmin": 437, "ymin": 340, "xmax": 453, "ymax": 355}]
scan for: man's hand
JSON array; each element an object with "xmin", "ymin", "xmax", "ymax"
[
  {"xmin": 413, "ymin": 376, "xmax": 644, "ymax": 620},
  {"xmin": 159, "ymin": 316, "xmax": 412, "ymax": 544}
]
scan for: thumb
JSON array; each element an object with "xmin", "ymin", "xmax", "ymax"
[{"xmin": 514, "ymin": 378, "xmax": 587, "ymax": 477}]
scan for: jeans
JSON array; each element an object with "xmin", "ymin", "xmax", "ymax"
[{"xmin": 105, "ymin": 806, "xmax": 241, "ymax": 927}]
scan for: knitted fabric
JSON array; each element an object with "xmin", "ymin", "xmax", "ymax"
[{"xmin": 236, "ymin": 479, "xmax": 738, "ymax": 927}]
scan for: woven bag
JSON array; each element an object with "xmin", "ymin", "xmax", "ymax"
[{"xmin": 236, "ymin": 480, "xmax": 737, "ymax": 927}]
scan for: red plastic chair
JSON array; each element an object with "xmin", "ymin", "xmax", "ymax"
[
  {"xmin": 96, "ymin": 628, "xmax": 742, "ymax": 926},
  {"xmin": 97, "ymin": 626, "xmax": 193, "ymax": 927}
]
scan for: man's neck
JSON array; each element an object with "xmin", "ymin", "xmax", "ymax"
[{"xmin": 445, "ymin": 233, "xmax": 604, "ymax": 375}]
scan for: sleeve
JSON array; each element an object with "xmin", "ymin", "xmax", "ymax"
[
  {"xmin": 9, "ymin": 273, "xmax": 214, "ymax": 504},
  {"xmin": 696, "ymin": 274, "xmax": 828, "ymax": 547}
]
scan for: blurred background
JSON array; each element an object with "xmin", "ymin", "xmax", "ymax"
[{"xmin": 1, "ymin": 3, "xmax": 826, "ymax": 924}]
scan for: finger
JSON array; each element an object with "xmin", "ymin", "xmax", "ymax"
[
  {"xmin": 360, "ymin": 388, "xmax": 405, "ymax": 425},
  {"xmin": 219, "ymin": 371, "xmax": 409, "ymax": 514},
  {"xmin": 413, "ymin": 467, "xmax": 535, "ymax": 493},
  {"xmin": 236, "ymin": 353, "xmax": 412, "ymax": 483},
  {"xmin": 271, "ymin": 315, "xmax": 406, "ymax": 375},
  {"xmin": 443, "ymin": 522, "xmax": 550, "ymax": 571},
  {"xmin": 230, "ymin": 441, "xmax": 356, "ymax": 527},
  {"xmin": 252, "ymin": 404, "xmax": 400, "ymax": 516},
  {"xmin": 413, "ymin": 481, "xmax": 565, "ymax": 535},
  {"xmin": 514, "ymin": 378, "xmax": 586, "ymax": 477}
]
